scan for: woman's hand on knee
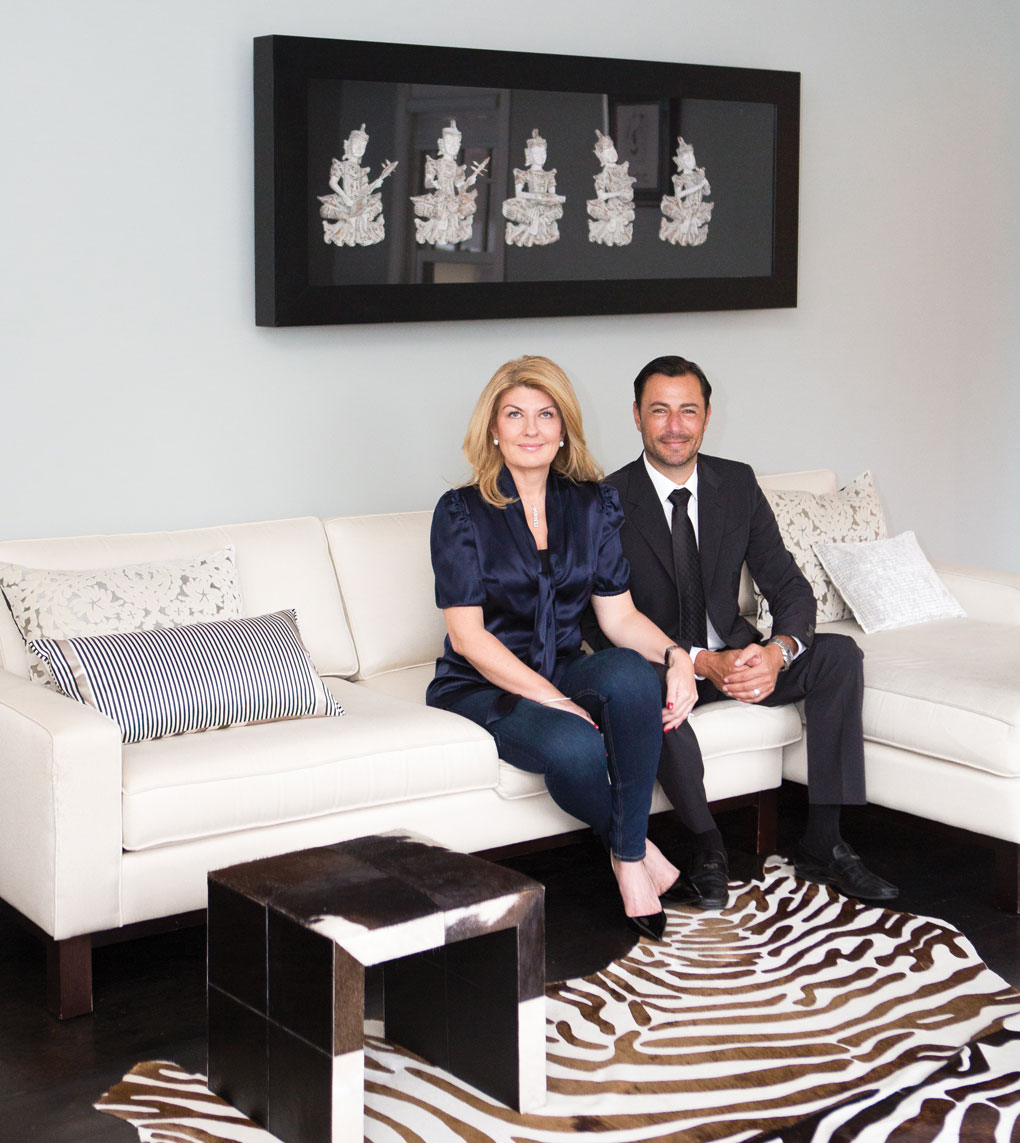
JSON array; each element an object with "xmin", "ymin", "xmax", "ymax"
[
  {"xmin": 536, "ymin": 694, "xmax": 598, "ymax": 728},
  {"xmin": 558, "ymin": 699, "xmax": 598, "ymax": 728},
  {"xmin": 663, "ymin": 657, "xmax": 697, "ymax": 730}
]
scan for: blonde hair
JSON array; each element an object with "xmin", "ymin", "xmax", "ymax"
[{"xmin": 463, "ymin": 356, "xmax": 603, "ymax": 507}]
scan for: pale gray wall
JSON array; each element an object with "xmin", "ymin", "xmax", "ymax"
[{"xmin": 2, "ymin": 1, "xmax": 1018, "ymax": 572}]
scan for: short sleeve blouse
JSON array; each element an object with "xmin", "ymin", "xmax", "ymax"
[{"xmin": 425, "ymin": 468, "xmax": 630, "ymax": 711}]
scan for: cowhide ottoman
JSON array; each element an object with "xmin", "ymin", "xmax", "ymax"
[{"xmin": 206, "ymin": 830, "xmax": 546, "ymax": 1143}]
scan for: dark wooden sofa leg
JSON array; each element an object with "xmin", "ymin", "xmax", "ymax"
[
  {"xmin": 994, "ymin": 840, "xmax": 1020, "ymax": 915},
  {"xmin": 46, "ymin": 934, "xmax": 93, "ymax": 1019},
  {"xmin": 755, "ymin": 788, "xmax": 779, "ymax": 859}
]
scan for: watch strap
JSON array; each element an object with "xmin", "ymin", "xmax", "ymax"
[{"xmin": 765, "ymin": 636, "xmax": 794, "ymax": 671}]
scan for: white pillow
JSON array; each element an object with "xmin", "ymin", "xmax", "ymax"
[
  {"xmin": 756, "ymin": 471, "xmax": 887, "ymax": 632},
  {"xmin": 814, "ymin": 531, "xmax": 965, "ymax": 634},
  {"xmin": 29, "ymin": 609, "xmax": 344, "ymax": 744},
  {"xmin": 0, "ymin": 547, "xmax": 243, "ymax": 686}
]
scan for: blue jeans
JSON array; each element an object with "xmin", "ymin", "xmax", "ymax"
[{"xmin": 449, "ymin": 648, "xmax": 662, "ymax": 861}]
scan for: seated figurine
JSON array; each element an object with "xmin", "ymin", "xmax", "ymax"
[
  {"xmin": 587, "ymin": 130, "xmax": 636, "ymax": 247},
  {"xmin": 502, "ymin": 129, "xmax": 566, "ymax": 247},
  {"xmin": 317, "ymin": 124, "xmax": 397, "ymax": 248},
  {"xmin": 659, "ymin": 137, "xmax": 713, "ymax": 246}
]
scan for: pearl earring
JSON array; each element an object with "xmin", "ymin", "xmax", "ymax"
[
  {"xmin": 559, "ymin": 440, "xmax": 565, "ymax": 448},
  {"xmin": 493, "ymin": 437, "xmax": 499, "ymax": 445}
]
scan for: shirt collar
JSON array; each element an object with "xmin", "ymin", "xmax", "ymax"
[{"xmin": 643, "ymin": 452, "xmax": 699, "ymax": 508}]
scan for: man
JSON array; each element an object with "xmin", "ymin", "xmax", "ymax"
[{"xmin": 587, "ymin": 355, "xmax": 897, "ymax": 909}]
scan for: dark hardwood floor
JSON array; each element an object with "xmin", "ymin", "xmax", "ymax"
[{"xmin": 3, "ymin": 787, "xmax": 1020, "ymax": 1141}]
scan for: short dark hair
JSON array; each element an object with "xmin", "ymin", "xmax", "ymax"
[{"xmin": 633, "ymin": 356, "xmax": 712, "ymax": 408}]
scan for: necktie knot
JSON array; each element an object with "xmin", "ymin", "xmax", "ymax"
[{"xmin": 668, "ymin": 487, "xmax": 691, "ymax": 511}]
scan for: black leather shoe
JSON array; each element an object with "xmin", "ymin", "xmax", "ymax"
[
  {"xmin": 795, "ymin": 842, "xmax": 899, "ymax": 901},
  {"xmin": 626, "ymin": 909, "xmax": 668, "ymax": 941},
  {"xmin": 688, "ymin": 848, "xmax": 730, "ymax": 910},
  {"xmin": 659, "ymin": 869, "xmax": 702, "ymax": 906}
]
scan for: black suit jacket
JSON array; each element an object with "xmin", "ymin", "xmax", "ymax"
[{"xmin": 585, "ymin": 453, "xmax": 816, "ymax": 654}]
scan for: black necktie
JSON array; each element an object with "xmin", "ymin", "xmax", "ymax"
[{"xmin": 668, "ymin": 488, "xmax": 708, "ymax": 647}]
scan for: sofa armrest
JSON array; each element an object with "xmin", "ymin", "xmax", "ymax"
[
  {"xmin": 0, "ymin": 671, "xmax": 124, "ymax": 940},
  {"xmin": 933, "ymin": 562, "xmax": 1020, "ymax": 626}
]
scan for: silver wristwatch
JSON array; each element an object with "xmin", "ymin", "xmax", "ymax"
[{"xmin": 764, "ymin": 636, "xmax": 794, "ymax": 671}]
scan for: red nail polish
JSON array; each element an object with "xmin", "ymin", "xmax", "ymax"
[{"xmin": 667, "ymin": 702, "xmax": 673, "ymax": 710}]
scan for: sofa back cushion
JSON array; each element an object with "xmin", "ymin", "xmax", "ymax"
[
  {"xmin": 325, "ymin": 511, "xmax": 446, "ymax": 680},
  {"xmin": 327, "ymin": 477, "xmax": 841, "ymax": 674},
  {"xmin": 0, "ymin": 517, "xmax": 358, "ymax": 680},
  {"xmin": 756, "ymin": 469, "xmax": 839, "ymax": 496}
]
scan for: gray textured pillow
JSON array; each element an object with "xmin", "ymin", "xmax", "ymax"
[
  {"xmin": 756, "ymin": 471, "xmax": 887, "ymax": 632},
  {"xmin": 814, "ymin": 531, "xmax": 965, "ymax": 634},
  {"xmin": 0, "ymin": 547, "xmax": 243, "ymax": 686}
]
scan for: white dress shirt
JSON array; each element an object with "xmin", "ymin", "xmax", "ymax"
[{"xmin": 642, "ymin": 453, "xmax": 724, "ymax": 669}]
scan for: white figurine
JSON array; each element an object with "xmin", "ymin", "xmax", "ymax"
[
  {"xmin": 586, "ymin": 130, "xmax": 636, "ymax": 247},
  {"xmin": 659, "ymin": 137, "xmax": 713, "ymax": 246},
  {"xmin": 501, "ymin": 129, "xmax": 566, "ymax": 247},
  {"xmin": 410, "ymin": 120, "xmax": 490, "ymax": 247},
  {"xmin": 317, "ymin": 124, "xmax": 397, "ymax": 248}
]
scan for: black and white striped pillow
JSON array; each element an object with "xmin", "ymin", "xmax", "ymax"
[{"xmin": 29, "ymin": 609, "xmax": 344, "ymax": 744}]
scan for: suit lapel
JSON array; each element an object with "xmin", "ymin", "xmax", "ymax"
[
  {"xmin": 695, "ymin": 455, "xmax": 725, "ymax": 591},
  {"xmin": 622, "ymin": 459, "xmax": 676, "ymax": 584}
]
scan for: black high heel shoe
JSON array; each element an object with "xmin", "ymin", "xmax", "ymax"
[
  {"xmin": 626, "ymin": 909, "xmax": 668, "ymax": 941},
  {"xmin": 659, "ymin": 870, "xmax": 702, "ymax": 906},
  {"xmin": 612, "ymin": 854, "xmax": 668, "ymax": 942}
]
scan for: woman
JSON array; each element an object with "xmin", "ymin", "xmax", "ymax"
[{"xmin": 426, "ymin": 356, "xmax": 699, "ymax": 939}]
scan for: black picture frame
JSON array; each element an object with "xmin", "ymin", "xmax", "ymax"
[{"xmin": 254, "ymin": 35, "xmax": 800, "ymax": 327}]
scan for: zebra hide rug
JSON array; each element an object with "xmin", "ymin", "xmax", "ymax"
[{"xmin": 95, "ymin": 857, "xmax": 1020, "ymax": 1142}]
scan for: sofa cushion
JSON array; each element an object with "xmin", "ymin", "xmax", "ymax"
[
  {"xmin": 815, "ymin": 531, "xmax": 965, "ymax": 634},
  {"xmin": 325, "ymin": 511, "xmax": 445, "ymax": 680},
  {"xmin": 357, "ymin": 663, "xmax": 437, "ymax": 703},
  {"xmin": 120, "ymin": 678, "xmax": 500, "ymax": 850},
  {"xmin": 820, "ymin": 618, "xmax": 1020, "ymax": 777},
  {"xmin": 0, "ymin": 546, "xmax": 242, "ymax": 686},
  {"xmin": 0, "ymin": 517, "xmax": 358, "ymax": 680},
  {"xmin": 756, "ymin": 471, "xmax": 887, "ymax": 629},
  {"xmin": 31, "ymin": 610, "xmax": 343, "ymax": 744},
  {"xmin": 359, "ymin": 660, "xmax": 802, "ymax": 802},
  {"xmin": 496, "ymin": 698, "xmax": 802, "ymax": 799}
]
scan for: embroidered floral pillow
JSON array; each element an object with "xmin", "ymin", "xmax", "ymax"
[
  {"xmin": 755, "ymin": 472, "xmax": 887, "ymax": 633},
  {"xmin": 0, "ymin": 547, "xmax": 243, "ymax": 686}
]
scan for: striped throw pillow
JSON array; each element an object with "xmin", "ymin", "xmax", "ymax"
[{"xmin": 29, "ymin": 609, "xmax": 344, "ymax": 744}]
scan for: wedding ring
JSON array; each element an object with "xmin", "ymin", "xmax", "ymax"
[{"xmin": 753, "ymin": 688, "xmax": 761, "ymax": 698}]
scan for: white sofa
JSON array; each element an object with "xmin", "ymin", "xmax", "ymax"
[
  {"xmin": 2, "ymin": 469, "xmax": 1017, "ymax": 1018},
  {"xmin": 0, "ymin": 508, "xmax": 794, "ymax": 1018},
  {"xmin": 765, "ymin": 472, "xmax": 1020, "ymax": 907}
]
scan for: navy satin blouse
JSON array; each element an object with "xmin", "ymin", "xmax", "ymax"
[{"xmin": 425, "ymin": 467, "xmax": 631, "ymax": 713}]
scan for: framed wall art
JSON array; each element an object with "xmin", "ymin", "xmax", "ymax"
[
  {"xmin": 609, "ymin": 100, "xmax": 671, "ymax": 203},
  {"xmin": 254, "ymin": 35, "xmax": 800, "ymax": 326}
]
